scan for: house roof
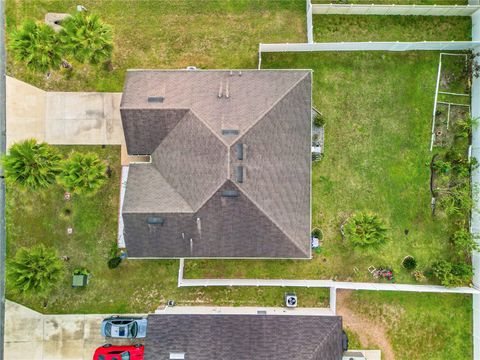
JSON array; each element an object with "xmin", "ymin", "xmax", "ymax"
[
  {"xmin": 121, "ymin": 70, "xmax": 312, "ymax": 258},
  {"xmin": 144, "ymin": 314, "xmax": 343, "ymax": 360}
]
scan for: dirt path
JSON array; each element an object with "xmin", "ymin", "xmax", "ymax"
[{"xmin": 336, "ymin": 290, "xmax": 395, "ymax": 360}]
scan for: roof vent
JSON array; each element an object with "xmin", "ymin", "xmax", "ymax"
[
  {"xmin": 221, "ymin": 190, "xmax": 239, "ymax": 197},
  {"xmin": 147, "ymin": 96, "xmax": 164, "ymax": 103},
  {"xmin": 235, "ymin": 166, "xmax": 243, "ymax": 183},
  {"xmin": 236, "ymin": 143, "xmax": 243, "ymax": 160},
  {"xmin": 169, "ymin": 353, "xmax": 185, "ymax": 360},
  {"xmin": 147, "ymin": 216, "xmax": 165, "ymax": 225},
  {"xmin": 222, "ymin": 129, "xmax": 239, "ymax": 136}
]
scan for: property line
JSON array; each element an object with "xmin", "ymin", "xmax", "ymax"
[
  {"xmin": 176, "ymin": 260, "xmax": 480, "ymax": 295},
  {"xmin": 0, "ymin": 0, "xmax": 7, "ymax": 358}
]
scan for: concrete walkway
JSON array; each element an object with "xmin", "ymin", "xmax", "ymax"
[
  {"xmin": 6, "ymin": 76, "xmax": 142, "ymax": 165},
  {"xmin": 4, "ymin": 300, "xmax": 144, "ymax": 360}
]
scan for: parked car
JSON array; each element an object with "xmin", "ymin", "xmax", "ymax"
[
  {"xmin": 101, "ymin": 316, "xmax": 148, "ymax": 339},
  {"xmin": 93, "ymin": 344, "xmax": 144, "ymax": 360}
]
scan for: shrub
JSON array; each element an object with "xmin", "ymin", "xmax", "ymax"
[
  {"xmin": 402, "ymin": 256, "xmax": 417, "ymax": 270},
  {"xmin": 455, "ymin": 116, "xmax": 477, "ymax": 138},
  {"xmin": 2, "ymin": 139, "xmax": 62, "ymax": 190},
  {"xmin": 9, "ymin": 20, "xmax": 62, "ymax": 73},
  {"xmin": 58, "ymin": 152, "xmax": 107, "ymax": 195},
  {"xmin": 432, "ymin": 159, "xmax": 451, "ymax": 174},
  {"xmin": 438, "ymin": 183, "xmax": 472, "ymax": 217},
  {"xmin": 311, "ymin": 228, "xmax": 322, "ymax": 239},
  {"xmin": 432, "ymin": 260, "xmax": 472, "ymax": 287},
  {"xmin": 451, "ymin": 228, "xmax": 479, "ymax": 258},
  {"xmin": 412, "ymin": 270, "xmax": 426, "ymax": 282},
  {"xmin": 108, "ymin": 257, "xmax": 122, "ymax": 269},
  {"xmin": 313, "ymin": 113, "xmax": 325, "ymax": 127},
  {"xmin": 59, "ymin": 12, "xmax": 113, "ymax": 65},
  {"xmin": 8, "ymin": 244, "xmax": 64, "ymax": 295},
  {"xmin": 343, "ymin": 212, "xmax": 388, "ymax": 249}
]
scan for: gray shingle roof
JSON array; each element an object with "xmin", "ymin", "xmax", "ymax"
[
  {"xmin": 144, "ymin": 314, "xmax": 343, "ymax": 360},
  {"xmin": 121, "ymin": 70, "xmax": 312, "ymax": 258}
]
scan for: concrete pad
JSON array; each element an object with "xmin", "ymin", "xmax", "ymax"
[
  {"xmin": 43, "ymin": 340, "xmax": 85, "ymax": 360},
  {"xmin": 4, "ymin": 341, "xmax": 44, "ymax": 360},
  {"xmin": 4, "ymin": 301, "xmax": 44, "ymax": 342},
  {"xmin": 44, "ymin": 315, "xmax": 85, "ymax": 341},
  {"xmin": 83, "ymin": 340, "xmax": 105, "ymax": 359},
  {"xmin": 83, "ymin": 315, "xmax": 106, "ymax": 342}
]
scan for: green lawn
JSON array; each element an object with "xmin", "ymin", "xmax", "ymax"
[
  {"xmin": 5, "ymin": 145, "xmax": 329, "ymax": 314},
  {"xmin": 185, "ymin": 51, "xmax": 461, "ymax": 285},
  {"xmin": 313, "ymin": 15, "xmax": 471, "ymax": 42},
  {"xmin": 5, "ymin": 0, "xmax": 306, "ymax": 92},
  {"xmin": 347, "ymin": 291, "xmax": 472, "ymax": 359}
]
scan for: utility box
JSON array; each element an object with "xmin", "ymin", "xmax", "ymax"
[{"xmin": 343, "ymin": 351, "xmax": 366, "ymax": 360}]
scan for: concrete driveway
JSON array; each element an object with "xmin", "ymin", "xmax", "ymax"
[
  {"xmin": 4, "ymin": 300, "xmax": 145, "ymax": 360},
  {"xmin": 6, "ymin": 76, "xmax": 144, "ymax": 165}
]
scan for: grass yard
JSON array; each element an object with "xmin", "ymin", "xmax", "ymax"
[
  {"xmin": 313, "ymin": 15, "xmax": 471, "ymax": 42},
  {"xmin": 346, "ymin": 291, "xmax": 472, "ymax": 359},
  {"xmin": 185, "ymin": 51, "xmax": 459, "ymax": 284},
  {"xmin": 5, "ymin": 145, "xmax": 329, "ymax": 314},
  {"xmin": 5, "ymin": 0, "xmax": 306, "ymax": 92}
]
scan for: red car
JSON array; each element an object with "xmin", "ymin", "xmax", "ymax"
[{"xmin": 93, "ymin": 344, "xmax": 144, "ymax": 360}]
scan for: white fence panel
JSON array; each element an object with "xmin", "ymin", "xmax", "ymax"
[
  {"xmin": 307, "ymin": 0, "xmax": 313, "ymax": 43},
  {"xmin": 260, "ymin": 41, "xmax": 480, "ymax": 53},
  {"xmin": 312, "ymin": 4, "xmax": 480, "ymax": 16}
]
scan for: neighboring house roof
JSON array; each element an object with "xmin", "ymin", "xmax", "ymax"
[
  {"xmin": 144, "ymin": 314, "xmax": 343, "ymax": 360},
  {"xmin": 121, "ymin": 70, "xmax": 312, "ymax": 258}
]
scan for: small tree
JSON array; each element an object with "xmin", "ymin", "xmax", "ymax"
[
  {"xmin": 8, "ymin": 244, "xmax": 64, "ymax": 295},
  {"xmin": 432, "ymin": 260, "xmax": 472, "ymax": 287},
  {"xmin": 58, "ymin": 152, "xmax": 107, "ymax": 195},
  {"xmin": 9, "ymin": 20, "xmax": 63, "ymax": 74},
  {"xmin": 343, "ymin": 212, "xmax": 388, "ymax": 249},
  {"xmin": 59, "ymin": 12, "xmax": 113, "ymax": 65},
  {"xmin": 2, "ymin": 139, "xmax": 62, "ymax": 190}
]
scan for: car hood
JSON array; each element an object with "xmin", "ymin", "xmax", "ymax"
[{"xmin": 136, "ymin": 319, "xmax": 148, "ymax": 338}]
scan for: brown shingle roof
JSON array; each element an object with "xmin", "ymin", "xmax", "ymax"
[
  {"xmin": 121, "ymin": 70, "xmax": 311, "ymax": 258},
  {"xmin": 144, "ymin": 314, "xmax": 343, "ymax": 360}
]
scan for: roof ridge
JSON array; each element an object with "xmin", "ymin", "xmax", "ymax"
[
  {"xmin": 233, "ymin": 183, "xmax": 310, "ymax": 258},
  {"xmin": 309, "ymin": 318, "xmax": 341, "ymax": 359},
  {"xmin": 188, "ymin": 108, "xmax": 230, "ymax": 147},
  {"xmin": 236, "ymin": 71, "xmax": 310, "ymax": 143}
]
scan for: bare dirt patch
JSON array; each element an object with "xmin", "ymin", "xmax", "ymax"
[{"xmin": 337, "ymin": 290, "xmax": 395, "ymax": 360}]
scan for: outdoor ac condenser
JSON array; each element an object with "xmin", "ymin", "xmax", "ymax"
[{"xmin": 284, "ymin": 293, "xmax": 297, "ymax": 308}]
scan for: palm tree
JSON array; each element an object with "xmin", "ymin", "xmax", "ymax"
[
  {"xmin": 2, "ymin": 139, "xmax": 62, "ymax": 190},
  {"xmin": 344, "ymin": 212, "xmax": 388, "ymax": 249},
  {"xmin": 59, "ymin": 12, "xmax": 113, "ymax": 65},
  {"xmin": 8, "ymin": 20, "xmax": 63, "ymax": 74},
  {"xmin": 8, "ymin": 244, "xmax": 64, "ymax": 296},
  {"xmin": 58, "ymin": 152, "xmax": 107, "ymax": 195}
]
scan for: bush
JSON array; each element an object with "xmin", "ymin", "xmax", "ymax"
[
  {"xmin": 108, "ymin": 257, "xmax": 122, "ymax": 269},
  {"xmin": 343, "ymin": 212, "xmax": 388, "ymax": 249},
  {"xmin": 402, "ymin": 256, "xmax": 417, "ymax": 270},
  {"xmin": 313, "ymin": 113, "xmax": 325, "ymax": 128},
  {"xmin": 3, "ymin": 139, "xmax": 62, "ymax": 190},
  {"xmin": 58, "ymin": 152, "xmax": 107, "ymax": 195},
  {"xmin": 438, "ymin": 183, "xmax": 472, "ymax": 218},
  {"xmin": 432, "ymin": 159, "xmax": 451, "ymax": 174},
  {"xmin": 59, "ymin": 12, "xmax": 113, "ymax": 65},
  {"xmin": 311, "ymin": 228, "xmax": 322, "ymax": 239},
  {"xmin": 432, "ymin": 260, "xmax": 472, "ymax": 287},
  {"xmin": 8, "ymin": 244, "xmax": 64, "ymax": 295},
  {"xmin": 451, "ymin": 228, "xmax": 479, "ymax": 258}
]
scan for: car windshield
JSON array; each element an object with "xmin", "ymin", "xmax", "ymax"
[
  {"xmin": 104, "ymin": 323, "xmax": 112, "ymax": 337},
  {"xmin": 130, "ymin": 322, "xmax": 138, "ymax": 337}
]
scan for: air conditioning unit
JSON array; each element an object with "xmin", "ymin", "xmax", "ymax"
[
  {"xmin": 342, "ymin": 351, "xmax": 366, "ymax": 360},
  {"xmin": 284, "ymin": 293, "xmax": 297, "ymax": 308}
]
